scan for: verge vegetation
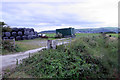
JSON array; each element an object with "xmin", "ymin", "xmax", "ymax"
[
  {"xmin": 5, "ymin": 34, "xmax": 118, "ymax": 79},
  {"xmin": 2, "ymin": 38, "xmax": 47, "ymax": 55}
]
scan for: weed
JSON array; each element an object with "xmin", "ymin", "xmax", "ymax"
[{"xmin": 7, "ymin": 34, "xmax": 118, "ymax": 78}]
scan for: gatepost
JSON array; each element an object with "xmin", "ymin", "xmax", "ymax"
[{"xmin": 47, "ymin": 40, "xmax": 52, "ymax": 49}]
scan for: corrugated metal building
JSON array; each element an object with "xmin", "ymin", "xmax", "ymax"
[{"xmin": 56, "ymin": 28, "xmax": 75, "ymax": 37}]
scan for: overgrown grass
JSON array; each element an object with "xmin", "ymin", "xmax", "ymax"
[
  {"xmin": 75, "ymin": 33, "xmax": 100, "ymax": 37},
  {"xmin": 8, "ymin": 71, "xmax": 32, "ymax": 78},
  {"xmin": 2, "ymin": 38, "xmax": 47, "ymax": 55},
  {"xmin": 7, "ymin": 34, "xmax": 118, "ymax": 78}
]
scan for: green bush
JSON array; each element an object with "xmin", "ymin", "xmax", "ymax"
[
  {"xmin": 0, "ymin": 22, "xmax": 12, "ymax": 32},
  {"xmin": 2, "ymin": 26, "xmax": 12, "ymax": 32},
  {"xmin": 2, "ymin": 40, "xmax": 21, "ymax": 55},
  {"xmin": 2, "ymin": 40, "xmax": 15, "ymax": 52},
  {"xmin": 55, "ymin": 33, "xmax": 63, "ymax": 38}
]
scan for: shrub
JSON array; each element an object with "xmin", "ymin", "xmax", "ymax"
[
  {"xmin": 55, "ymin": 33, "xmax": 63, "ymax": 38},
  {"xmin": 2, "ymin": 40, "xmax": 15, "ymax": 52},
  {"xmin": 2, "ymin": 26, "xmax": 12, "ymax": 32}
]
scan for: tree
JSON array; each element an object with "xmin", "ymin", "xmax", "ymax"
[
  {"xmin": 0, "ymin": 22, "xmax": 7, "ymax": 26},
  {"xmin": 0, "ymin": 22, "xmax": 12, "ymax": 32}
]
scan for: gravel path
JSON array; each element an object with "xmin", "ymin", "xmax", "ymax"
[{"xmin": 1, "ymin": 38, "xmax": 70, "ymax": 76}]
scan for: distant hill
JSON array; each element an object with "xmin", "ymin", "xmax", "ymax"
[
  {"xmin": 39, "ymin": 27, "xmax": 118, "ymax": 33},
  {"xmin": 75, "ymin": 27, "xmax": 118, "ymax": 33},
  {"xmin": 39, "ymin": 30, "xmax": 56, "ymax": 33}
]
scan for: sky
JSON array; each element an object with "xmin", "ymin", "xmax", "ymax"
[{"xmin": 1, "ymin": 0, "xmax": 119, "ymax": 32}]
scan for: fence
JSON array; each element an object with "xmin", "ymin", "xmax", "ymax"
[{"xmin": 47, "ymin": 38, "xmax": 72, "ymax": 49}]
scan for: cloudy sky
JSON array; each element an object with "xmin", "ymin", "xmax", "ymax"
[{"xmin": 1, "ymin": 0, "xmax": 119, "ymax": 32}]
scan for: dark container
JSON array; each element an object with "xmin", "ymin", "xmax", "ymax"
[
  {"xmin": 30, "ymin": 28, "xmax": 34, "ymax": 32},
  {"xmin": 3, "ymin": 37, "xmax": 8, "ymax": 40},
  {"xmin": 10, "ymin": 37, "xmax": 15, "ymax": 39},
  {"xmin": 24, "ymin": 31, "xmax": 30, "ymax": 36},
  {"xmin": 5, "ymin": 32, "xmax": 11, "ymax": 37},
  {"xmin": 22, "ymin": 36, "xmax": 27, "ymax": 40},
  {"xmin": 18, "ymin": 28, "xmax": 24, "ymax": 32},
  {"xmin": 16, "ymin": 36, "xmax": 21, "ymax": 41},
  {"xmin": 28, "ymin": 35, "xmax": 32, "ymax": 40},
  {"xmin": 12, "ymin": 32, "xmax": 17, "ymax": 37},
  {"xmin": 30, "ymin": 31, "xmax": 34, "ymax": 35},
  {"xmin": 18, "ymin": 31, "xmax": 23, "ymax": 36},
  {"xmin": 12, "ymin": 28, "xmax": 18, "ymax": 32}
]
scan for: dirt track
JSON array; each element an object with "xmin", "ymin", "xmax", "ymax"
[{"xmin": 1, "ymin": 38, "xmax": 70, "ymax": 76}]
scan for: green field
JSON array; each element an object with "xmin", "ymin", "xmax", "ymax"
[
  {"xmin": 107, "ymin": 34, "xmax": 118, "ymax": 37},
  {"xmin": 5, "ymin": 33, "xmax": 118, "ymax": 78},
  {"xmin": 75, "ymin": 33, "xmax": 100, "ymax": 37},
  {"xmin": 45, "ymin": 33, "xmax": 56, "ymax": 37},
  {"xmin": 45, "ymin": 33, "xmax": 100, "ymax": 37}
]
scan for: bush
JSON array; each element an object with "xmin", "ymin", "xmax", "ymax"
[
  {"xmin": 55, "ymin": 33, "xmax": 63, "ymax": 38},
  {"xmin": 2, "ymin": 26, "xmax": 12, "ymax": 32},
  {"xmin": 2, "ymin": 40, "xmax": 15, "ymax": 52}
]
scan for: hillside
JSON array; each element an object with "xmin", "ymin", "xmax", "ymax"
[
  {"xmin": 39, "ymin": 27, "xmax": 118, "ymax": 33},
  {"xmin": 75, "ymin": 27, "xmax": 118, "ymax": 33}
]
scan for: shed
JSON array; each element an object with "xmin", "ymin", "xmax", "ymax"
[{"xmin": 56, "ymin": 27, "xmax": 75, "ymax": 37}]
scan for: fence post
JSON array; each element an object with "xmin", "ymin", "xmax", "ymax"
[
  {"xmin": 16, "ymin": 59, "xmax": 18, "ymax": 66},
  {"xmin": 13, "ymin": 39, "xmax": 15, "ymax": 48},
  {"xmin": 70, "ymin": 37, "xmax": 72, "ymax": 43},
  {"xmin": 47, "ymin": 40, "xmax": 52, "ymax": 49},
  {"xmin": 29, "ymin": 53, "xmax": 30, "ymax": 58},
  {"xmin": 52, "ymin": 40, "xmax": 57, "ymax": 49},
  {"xmin": 62, "ymin": 39, "xmax": 64, "ymax": 45}
]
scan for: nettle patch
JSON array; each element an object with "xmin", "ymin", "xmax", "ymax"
[{"xmin": 19, "ymin": 50, "xmax": 108, "ymax": 78}]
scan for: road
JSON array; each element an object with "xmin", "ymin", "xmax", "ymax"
[{"xmin": 0, "ymin": 39, "xmax": 70, "ymax": 76}]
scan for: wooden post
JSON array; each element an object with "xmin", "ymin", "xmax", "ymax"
[
  {"xmin": 62, "ymin": 39, "xmax": 64, "ymax": 44},
  {"xmin": 70, "ymin": 37, "xmax": 72, "ymax": 43},
  {"xmin": 29, "ymin": 53, "xmax": 30, "ymax": 58},
  {"xmin": 52, "ymin": 40, "xmax": 57, "ymax": 49},
  {"xmin": 47, "ymin": 40, "xmax": 52, "ymax": 49},
  {"xmin": 16, "ymin": 59, "xmax": 18, "ymax": 66},
  {"xmin": 13, "ymin": 39, "xmax": 15, "ymax": 48}
]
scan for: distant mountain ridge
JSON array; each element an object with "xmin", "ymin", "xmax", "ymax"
[{"xmin": 39, "ymin": 27, "xmax": 118, "ymax": 33}]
